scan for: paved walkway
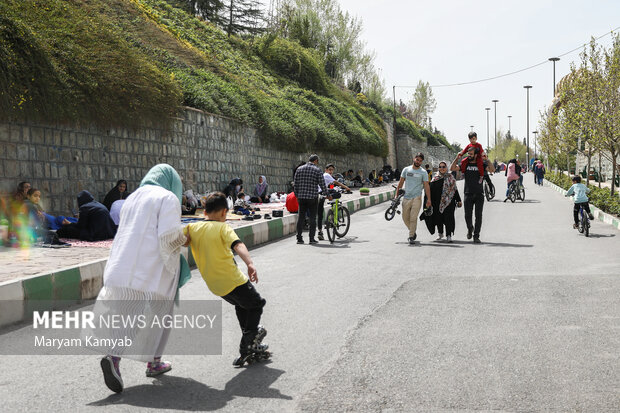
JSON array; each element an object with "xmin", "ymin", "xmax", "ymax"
[{"xmin": 1, "ymin": 174, "xmax": 619, "ymax": 412}]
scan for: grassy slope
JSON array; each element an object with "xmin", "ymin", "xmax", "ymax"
[{"xmin": 0, "ymin": 0, "xmax": 388, "ymax": 156}]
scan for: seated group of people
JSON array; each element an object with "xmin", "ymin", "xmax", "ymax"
[{"xmin": 2, "ymin": 180, "xmax": 133, "ymax": 245}]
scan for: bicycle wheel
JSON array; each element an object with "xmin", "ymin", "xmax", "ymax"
[
  {"xmin": 489, "ymin": 183, "xmax": 496, "ymax": 200},
  {"xmin": 578, "ymin": 211, "xmax": 585, "ymax": 234},
  {"xmin": 519, "ymin": 186, "xmax": 525, "ymax": 201},
  {"xmin": 325, "ymin": 210, "xmax": 336, "ymax": 243},
  {"xmin": 385, "ymin": 206, "xmax": 396, "ymax": 221},
  {"xmin": 510, "ymin": 190, "xmax": 516, "ymax": 203},
  {"xmin": 334, "ymin": 206, "xmax": 350, "ymax": 237},
  {"xmin": 484, "ymin": 183, "xmax": 491, "ymax": 201}
]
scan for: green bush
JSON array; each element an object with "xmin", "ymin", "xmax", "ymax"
[
  {"xmin": 547, "ymin": 172, "xmax": 620, "ymax": 216},
  {"xmin": 395, "ymin": 117, "xmax": 424, "ymax": 142},
  {"xmin": 257, "ymin": 37, "xmax": 329, "ymax": 95},
  {"xmin": 0, "ymin": 0, "xmax": 388, "ymax": 156}
]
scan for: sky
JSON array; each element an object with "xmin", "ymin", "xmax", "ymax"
[{"xmin": 336, "ymin": 0, "xmax": 620, "ymax": 149}]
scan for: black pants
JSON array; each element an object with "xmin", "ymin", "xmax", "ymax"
[
  {"xmin": 222, "ymin": 281, "xmax": 266, "ymax": 354},
  {"xmin": 57, "ymin": 223, "xmax": 80, "ymax": 239},
  {"xmin": 464, "ymin": 193, "xmax": 484, "ymax": 238},
  {"xmin": 573, "ymin": 202, "xmax": 591, "ymax": 224},
  {"xmin": 297, "ymin": 198, "xmax": 318, "ymax": 240}
]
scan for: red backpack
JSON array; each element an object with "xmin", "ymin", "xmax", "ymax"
[{"xmin": 285, "ymin": 192, "xmax": 299, "ymax": 213}]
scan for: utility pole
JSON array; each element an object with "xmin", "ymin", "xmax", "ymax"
[
  {"xmin": 485, "ymin": 108, "xmax": 490, "ymax": 153},
  {"xmin": 492, "ymin": 100, "xmax": 499, "ymax": 149},
  {"xmin": 524, "ymin": 85, "xmax": 533, "ymax": 168}
]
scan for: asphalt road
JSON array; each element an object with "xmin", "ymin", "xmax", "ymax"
[{"xmin": 1, "ymin": 174, "xmax": 619, "ymax": 412}]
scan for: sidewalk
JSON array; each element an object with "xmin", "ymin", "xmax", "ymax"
[{"xmin": 0, "ymin": 185, "xmax": 396, "ymax": 328}]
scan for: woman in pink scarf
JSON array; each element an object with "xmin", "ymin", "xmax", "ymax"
[{"xmin": 503, "ymin": 159, "xmax": 520, "ymax": 202}]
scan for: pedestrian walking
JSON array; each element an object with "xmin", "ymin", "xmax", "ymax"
[
  {"xmin": 293, "ymin": 154, "xmax": 330, "ymax": 244},
  {"xmin": 91, "ymin": 164, "xmax": 191, "ymax": 393},
  {"xmin": 420, "ymin": 161, "xmax": 462, "ymax": 243},
  {"xmin": 394, "ymin": 153, "xmax": 431, "ymax": 244},
  {"xmin": 451, "ymin": 147, "xmax": 487, "ymax": 243}
]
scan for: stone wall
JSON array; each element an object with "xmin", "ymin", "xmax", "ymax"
[
  {"xmin": 0, "ymin": 108, "xmax": 389, "ymax": 215},
  {"xmin": 395, "ymin": 133, "xmax": 456, "ymax": 169}
]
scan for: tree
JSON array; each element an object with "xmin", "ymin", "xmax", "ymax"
[
  {"xmin": 184, "ymin": 0, "xmax": 226, "ymax": 26},
  {"xmin": 409, "ymin": 80, "xmax": 436, "ymax": 126},
  {"xmin": 225, "ymin": 0, "xmax": 264, "ymax": 37}
]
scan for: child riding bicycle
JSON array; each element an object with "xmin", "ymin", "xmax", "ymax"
[{"xmin": 565, "ymin": 176, "xmax": 594, "ymax": 229}]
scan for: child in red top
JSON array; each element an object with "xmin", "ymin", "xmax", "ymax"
[{"xmin": 459, "ymin": 131, "xmax": 485, "ymax": 181}]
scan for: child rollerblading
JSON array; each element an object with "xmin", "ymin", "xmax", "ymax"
[{"xmin": 184, "ymin": 192, "xmax": 270, "ymax": 367}]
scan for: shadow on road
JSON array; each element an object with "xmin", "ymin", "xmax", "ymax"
[
  {"xmin": 88, "ymin": 365, "xmax": 291, "ymax": 411},
  {"xmin": 586, "ymin": 233, "xmax": 616, "ymax": 239},
  {"xmin": 480, "ymin": 241, "xmax": 534, "ymax": 248}
]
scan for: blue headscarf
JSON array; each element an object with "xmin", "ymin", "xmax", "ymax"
[
  {"xmin": 140, "ymin": 164, "xmax": 191, "ymax": 292},
  {"xmin": 140, "ymin": 164, "xmax": 183, "ymax": 204}
]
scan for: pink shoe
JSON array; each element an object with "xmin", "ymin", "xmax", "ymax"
[{"xmin": 146, "ymin": 358, "xmax": 172, "ymax": 377}]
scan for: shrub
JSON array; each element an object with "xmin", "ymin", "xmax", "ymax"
[
  {"xmin": 395, "ymin": 117, "xmax": 424, "ymax": 142},
  {"xmin": 547, "ymin": 172, "xmax": 620, "ymax": 216}
]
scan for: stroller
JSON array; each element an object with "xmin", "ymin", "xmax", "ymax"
[{"xmin": 385, "ymin": 185, "xmax": 405, "ymax": 221}]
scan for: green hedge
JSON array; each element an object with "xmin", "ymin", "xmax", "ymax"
[
  {"xmin": 546, "ymin": 172, "xmax": 620, "ymax": 217},
  {"xmin": 0, "ymin": 0, "xmax": 388, "ymax": 156}
]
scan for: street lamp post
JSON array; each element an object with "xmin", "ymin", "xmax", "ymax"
[
  {"xmin": 485, "ymin": 108, "xmax": 490, "ymax": 152},
  {"xmin": 524, "ymin": 85, "xmax": 532, "ymax": 168},
  {"xmin": 508, "ymin": 115, "xmax": 512, "ymax": 138},
  {"xmin": 470, "ymin": 125, "xmax": 474, "ymax": 132},
  {"xmin": 533, "ymin": 131, "xmax": 538, "ymax": 159},
  {"xmin": 549, "ymin": 57, "xmax": 560, "ymax": 96},
  {"xmin": 492, "ymin": 100, "xmax": 499, "ymax": 148}
]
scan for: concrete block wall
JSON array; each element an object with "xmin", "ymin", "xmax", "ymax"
[
  {"xmin": 0, "ymin": 108, "xmax": 388, "ymax": 215},
  {"xmin": 0, "ymin": 108, "xmax": 455, "ymax": 215}
]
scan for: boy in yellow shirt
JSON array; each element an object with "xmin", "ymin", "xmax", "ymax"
[{"xmin": 184, "ymin": 192, "xmax": 269, "ymax": 366}]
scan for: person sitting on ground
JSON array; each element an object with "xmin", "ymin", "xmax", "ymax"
[
  {"xmin": 109, "ymin": 199, "xmax": 125, "ymax": 226},
  {"xmin": 234, "ymin": 192, "xmax": 253, "ymax": 215},
  {"xmin": 57, "ymin": 190, "xmax": 117, "ymax": 241},
  {"xmin": 103, "ymin": 180, "xmax": 130, "ymax": 211},
  {"xmin": 368, "ymin": 170, "xmax": 379, "ymax": 185},
  {"xmin": 353, "ymin": 170, "xmax": 365, "ymax": 187},
  {"xmin": 23, "ymin": 188, "xmax": 77, "ymax": 231},
  {"xmin": 565, "ymin": 176, "xmax": 594, "ymax": 228},
  {"xmin": 223, "ymin": 178, "xmax": 243, "ymax": 199},
  {"xmin": 13, "ymin": 181, "xmax": 31, "ymax": 203},
  {"xmin": 459, "ymin": 131, "xmax": 486, "ymax": 183},
  {"xmin": 251, "ymin": 175, "xmax": 270, "ymax": 203},
  {"xmin": 181, "ymin": 195, "xmax": 197, "ymax": 216}
]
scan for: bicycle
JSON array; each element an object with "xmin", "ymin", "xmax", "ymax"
[
  {"xmin": 507, "ymin": 180, "xmax": 525, "ymax": 203},
  {"xmin": 577, "ymin": 204, "xmax": 590, "ymax": 237},
  {"xmin": 483, "ymin": 176, "xmax": 495, "ymax": 201},
  {"xmin": 323, "ymin": 195, "xmax": 350, "ymax": 243},
  {"xmin": 385, "ymin": 185, "xmax": 405, "ymax": 221}
]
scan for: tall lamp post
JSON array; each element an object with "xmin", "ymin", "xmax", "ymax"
[
  {"xmin": 470, "ymin": 125, "xmax": 474, "ymax": 132},
  {"xmin": 492, "ymin": 99, "xmax": 499, "ymax": 148},
  {"xmin": 508, "ymin": 115, "xmax": 512, "ymax": 138},
  {"xmin": 485, "ymin": 107, "xmax": 490, "ymax": 152},
  {"xmin": 533, "ymin": 131, "xmax": 538, "ymax": 159},
  {"xmin": 524, "ymin": 85, "xmax": 532, "ymax": 168},
  {"xmin": 549, "ymin": 57, "xmax": 560, "ymax": 96}
]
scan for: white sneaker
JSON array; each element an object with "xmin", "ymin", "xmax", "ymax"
[
  {"xmin": 436, "ymin": 233, "xmax": 444, "ymax": 241},
  {"xmin": 446, "ymin": 235, "xmax": 452, "ymax": 243}
]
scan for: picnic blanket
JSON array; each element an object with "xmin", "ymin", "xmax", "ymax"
[{"xmin": 58, "ymin": 239, "xmax": 115, "ymax": 248}]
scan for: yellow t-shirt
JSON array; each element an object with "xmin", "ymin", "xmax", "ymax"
[{"xmin": 184, "ymin": 221, "xmax": 248, "ymax": 296}]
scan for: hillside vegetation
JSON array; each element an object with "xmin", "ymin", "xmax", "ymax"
[{"xmin": 0, "ymin": 0, "xmax": 388, "ymax": 156}]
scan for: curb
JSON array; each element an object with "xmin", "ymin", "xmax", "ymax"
[
  {"xmin": 544, "ymin": 180, "xmax": 620, "ymax": 230},
  {"xmin": 0, "ymin": 188, "xmax": 396, "ymax": 329}
]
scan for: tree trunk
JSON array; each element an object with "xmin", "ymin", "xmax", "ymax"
[
  {"xmin": 598, "ymin": 151, "xmax": 602, "ymax": 188},
  {"xmin": 611, "ymin": 148, "xmax": 617, "ymax": 196},
  {"xmin": 586, "ymin": 146, "xmax": 591, "ymax": 186},
  {"xmin": 567, "ymin": 153, "xmax": 570, "ymax": 177},
  {"xmin": 228, "ymin": 0, "xmax": 233, "ymax": 37}
]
